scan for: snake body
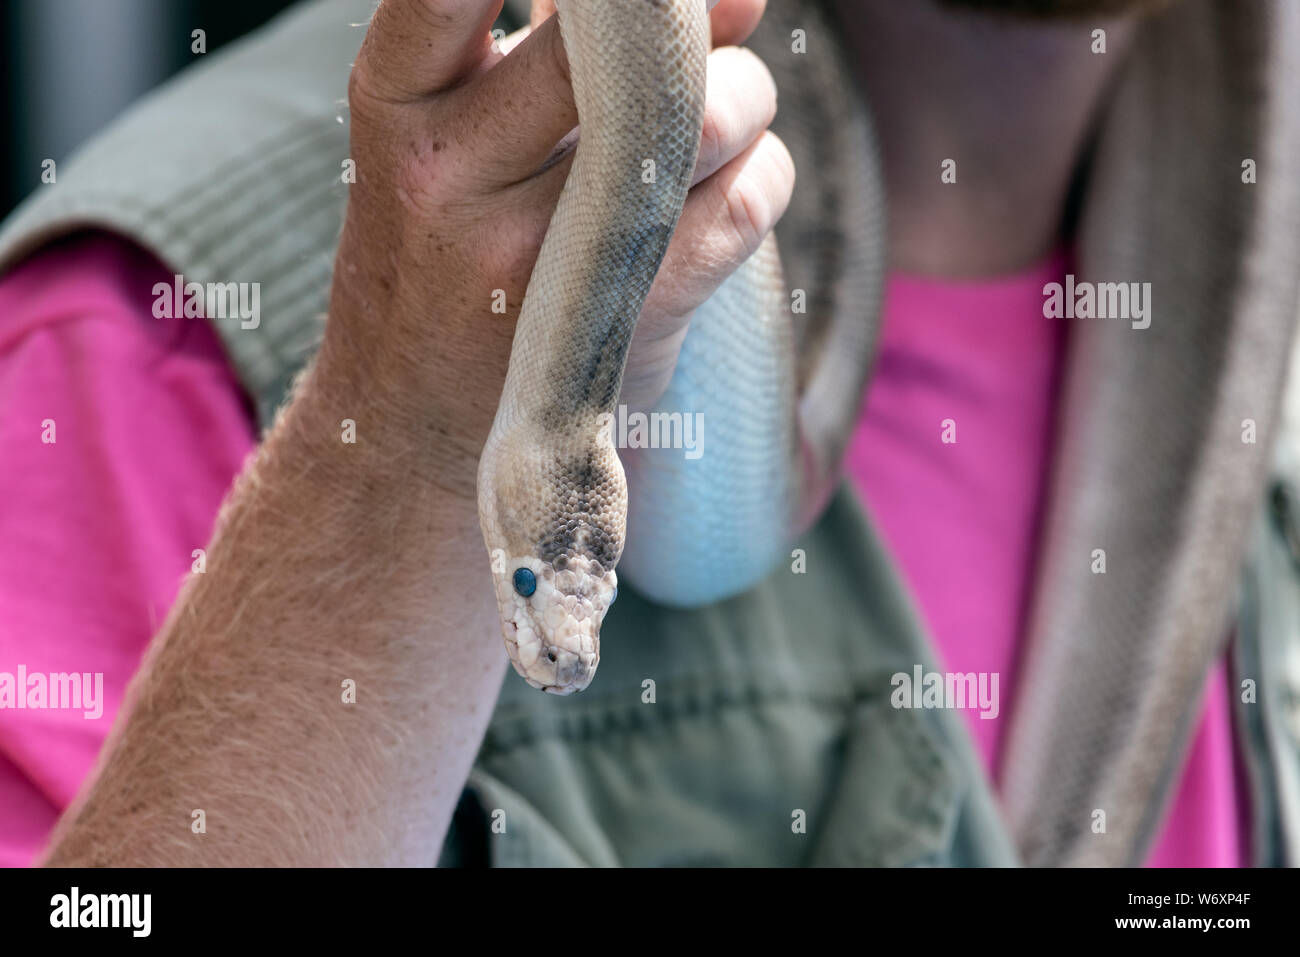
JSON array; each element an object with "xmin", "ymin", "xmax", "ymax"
[{"xmin": 477, "ymin": 0, "xmax": 873, "ymax": 694}]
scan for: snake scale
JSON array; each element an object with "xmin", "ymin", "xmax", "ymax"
[{"xmin": 477, "ymin": 0, "xmax": 879, "ymax": 694}]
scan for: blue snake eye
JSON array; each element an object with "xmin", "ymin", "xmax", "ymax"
[
  {"xmin": 513, "ymin": 567, "xmax": 537, "ymax": 597},
  {"xmin": 611, "ymin": 587, "xmax": 618, "ymax": 605}
]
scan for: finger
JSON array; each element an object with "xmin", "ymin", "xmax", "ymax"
[
  {"xmin": 531, "ymin": 0, "xmax": 557, "ymax": 29},
  {"xmin": 618, "ymin": 130, "xmax": 792, "ymax": 409},
  {"xmin": 354, "ymin": 0, "xmax": 503, "ymax": 104},
  {"xmin": 445, "ymin": 13, "xmax": 578, "ymax": 187},
  {"xmin": 500, "ymin": 127, "xmax": 794, "ymax": 322},
  {"xmin": 710, "ymin": 0, "xmax": 766, "ymax": 48},
  {"xmin": 693, "ymin": 46, "xmax": 778, "ymax": 186},
  {"xmin": 645, "ymin": 130, "xmax": 795, "ymax": 326},
  {"xmin": 453, "ymin": 19, "xmax": 776, "ymax": 191}
]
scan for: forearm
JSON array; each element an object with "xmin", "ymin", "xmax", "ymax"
[{"xmin": 40, "ymin": 355, "xmax": 504, "ymax": 867}]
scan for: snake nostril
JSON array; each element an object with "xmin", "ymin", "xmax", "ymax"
[{"xmin": 547, "ymin": 651, "xmax": 557, "ymax": 663}]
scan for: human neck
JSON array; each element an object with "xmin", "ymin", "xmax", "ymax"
[{"xmin": 832, "ymin": 0, "xmax": 1139, "ymax": 277}]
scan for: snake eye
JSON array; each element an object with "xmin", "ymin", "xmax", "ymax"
[
  {"xmin": 611, "ymin": 587, "xmax": 618, "ymax": 605},
  {"xmin": 513, "ymin": 567, "xmax": 537, "ymax": 597}
]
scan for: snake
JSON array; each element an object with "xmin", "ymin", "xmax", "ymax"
[{"xmin": 476, "ymin": 0, "xmax": 876, "ymax": 694}]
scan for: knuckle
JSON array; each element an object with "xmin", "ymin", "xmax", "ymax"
[
  {"xmin": 734, "ymin": 46, "xmax": 777, "ymax": 103},
  {"xmin": 761, "ymin": 131, "xmax": 796, "ymax": 192},
  {"xmin": 391, "ymin": 150, "xmax": 442, "ymax": 212},
  {"xmin": 697, "ymin": 106, "xmax": 729, "ymax": 172},
  {"xmin": 409, "ymin": 0, "xmax": 479, "ymax": 30},
  {"xmin": 372, "ymin": 0, "xmax": 478, "ymax": 44},
  {"xmin": 716, "ymin": 46, "xmax": 777, "ymax": 117},
  {"xmin": 697, "ymin": 48, "xmax": 777, "ymax": 176},
  {"xmin": 361, "ymin": 110, "xmax": 469, "ymax": 212},
  {"xmin": 477, "ymin": 207, "xmax": 549, "ymax": 293},
  {"xmin": 347, "ymin": 59, "xmax": 390, "ymax": 116},
  {"xmin": 718, "ymin": 167, "xmax": 771, "ymax": 258}
]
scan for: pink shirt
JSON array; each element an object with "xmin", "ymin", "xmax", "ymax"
[
  {"xmin": 0, "ymin": 233, "xmax": 257, "ymax": 867},
  {"xmin": 845, "ymin": 250, "xmax": 1249, "ymax": 867},
  {"xmin": 0, "ymin": 234, "xmax": 1248, "ymax": 866}
]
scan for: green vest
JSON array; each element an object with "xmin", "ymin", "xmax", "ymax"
[{"xmin": 5, "ymin": 0, "xmax": 1300, "ymax": 866}]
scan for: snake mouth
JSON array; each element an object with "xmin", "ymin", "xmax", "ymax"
[
  {"xmin": 497, "ymin": 586, "xmax": 603, "ymax": 694},
  {"xmin": 508, "ymin": 639, "xmax": 598, "ymax": 695},
  {"xmin": 490, "ymin": 553, "xmax": 616, "ymax": 694}
]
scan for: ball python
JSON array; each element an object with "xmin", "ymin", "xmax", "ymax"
[{"xmin": 477, "ymin": 0, "xmax": 875, "ymax": 694}]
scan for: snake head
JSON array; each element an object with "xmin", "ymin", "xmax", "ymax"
[
  {"xmin": 489, "ymin": 551, "xmax": 617, "ymax": 694},
  {"xmin": 478, "ymin": 420, "xmax": 629, "ymax": 695}
]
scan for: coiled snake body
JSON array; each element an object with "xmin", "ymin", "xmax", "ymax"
[{"xmin": 477, "ymin": 0, "xmax": 872, "ymax": 693}]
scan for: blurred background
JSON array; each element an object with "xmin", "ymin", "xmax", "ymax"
[{"xmin": 1, "ymin": 0, "xmax": 302, "ymax": 219}]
